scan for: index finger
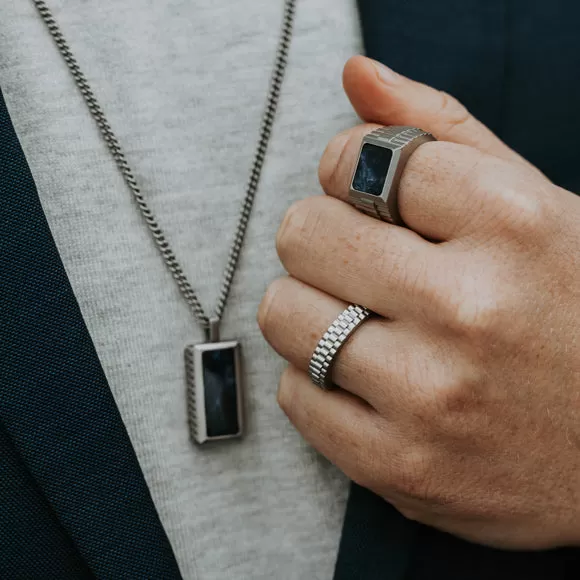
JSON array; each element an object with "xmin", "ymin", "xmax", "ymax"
[{"xmin": 319, "ymin": 124, "xmax": 534, "ymax": 242}]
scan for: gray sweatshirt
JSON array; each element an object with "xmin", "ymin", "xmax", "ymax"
[{"xmin": 0, "ymin": 1, "xmax": 361, "ymax": 577}]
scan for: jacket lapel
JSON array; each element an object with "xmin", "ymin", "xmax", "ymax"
[
  {"xmin": 0, "ymin": 419, "xmax": 93, "ymax": 578},
  {"xmin": 0, "ymin": 88, "xmax": 182, "ymax": 579}
]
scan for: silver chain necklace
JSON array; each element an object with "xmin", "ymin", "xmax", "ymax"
[{"xmin": 33, "ymin": 0, "xmax": 296, "ymax": 444}]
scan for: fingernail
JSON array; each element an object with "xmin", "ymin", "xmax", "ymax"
[{"xmin": 372, "ymin": 60, "xmax": 400, "ymax": 85}]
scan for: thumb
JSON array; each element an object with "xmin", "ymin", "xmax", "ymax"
[{"xmin": 343, "ymin": 55, "xmax": 530, "ymax": 168}]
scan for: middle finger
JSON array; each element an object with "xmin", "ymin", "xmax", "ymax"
[{"xmin": 276, "ymin": 194, "xmax": 439, "ymax": 320}]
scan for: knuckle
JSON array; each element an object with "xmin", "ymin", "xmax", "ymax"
[
  {"xmin": 409, "ymin": 366, "xmax": 484, "ymax": 436},
  {"xmin": 462, "ymin": 156, "xmax": 551, "ymax": 240},
  {"xmin": 276, "ymin": 197, "xmax": 319, "ymax": 265},
  {"xmin": 443, "ymin": 286, "xmax": 507, "ymax": 344},
  {"xmin": 454, "ymin": 301, "xmax": 498, "ymax": 340},
  {"xmin": 257, "ymin": 277, "xmax": 286, "ymax": 338},
  {"xmin": 277, "ymin": 368, "xmax": 297, "ymax": 416},
  {"xmin": 436, "ymin": 91, "xmax": 471, "ymax": 131},
  {"xmin": 276, "ymin": 201, "xmax": 302, "ymax": 262},
  {"xmin": 436, "ymin": 374, "xmax": 481, "ymax": 416},
  {"xmin": 498, "ymin": 184, "xmax": 551, "ymax": 239},
  {"xmin": 455, "ymin": 153, "xmax": 496, "ymax": 207},
  {"xmin": 429, "ymin": 376, "xmax": 483, "ymax": 430},
  {"xmin": 318, "ymin": 129, "xmax": 354, "ymax": 195}
]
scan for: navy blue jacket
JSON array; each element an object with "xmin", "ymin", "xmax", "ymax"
[{"xmin": 1, "ymin": 1, "xmax": 579, "ymax": 578}]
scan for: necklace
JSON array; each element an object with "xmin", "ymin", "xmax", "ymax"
[{"xmin": 33, "ymin": 0, "xmax": 296, "ymax": 444}]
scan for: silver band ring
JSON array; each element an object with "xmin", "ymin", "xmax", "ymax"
[{"xmin": 308, "ymin": 304, "xmax": 372, "ymax": 390}]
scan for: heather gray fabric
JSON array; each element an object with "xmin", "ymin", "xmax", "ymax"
[{"xmin": 0, "ymin": 1, "xmax": 361, "ymax": 578}]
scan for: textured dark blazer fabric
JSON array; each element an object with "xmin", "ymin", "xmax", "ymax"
[
  {"xmin": 356, "ymin": 0, "xmax": 580, "ymax": 194},
  {"xmin": 333, "ymin": 1, "xmax": 580, "ymax": 579},
  {"xmin": 0, "ymin": 88, "xmax": 182, "ymax": 579}
]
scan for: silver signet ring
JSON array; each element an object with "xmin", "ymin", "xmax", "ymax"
[{"xmin": 349, "ymin": 126, "xmax": 435, "ymax": 225}]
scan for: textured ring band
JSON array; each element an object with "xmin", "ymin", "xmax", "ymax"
[{"xmin": 308, "ymin": 304, "xmax": 372, "ymax": 390}]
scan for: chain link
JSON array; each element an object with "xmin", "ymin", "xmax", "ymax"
[{"xmin": 33, "ymin": 0, "xmax": 296, "ymax": 332}]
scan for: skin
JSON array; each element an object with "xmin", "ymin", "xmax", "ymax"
[{"xmin": 257, "ymin": 56, "xmax": 580, "ymax": 550}]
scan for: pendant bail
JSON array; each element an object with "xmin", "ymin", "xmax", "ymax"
[{"xmin": 208, "ymin": 316, "xmax": 220, "ymax": 342}]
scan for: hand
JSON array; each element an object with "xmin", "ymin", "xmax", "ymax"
[{"xmin": 258, "ymin": 56, "xmax": 580, "ymax": 550}]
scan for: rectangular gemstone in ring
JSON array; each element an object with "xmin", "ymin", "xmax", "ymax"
[
  {"xmin": 185, "ymin": 341, "xmax": 243, "ymax": 444},
  {"xmin": 352, "ymin": 143, "xmax": 393, "ymax": 196}
]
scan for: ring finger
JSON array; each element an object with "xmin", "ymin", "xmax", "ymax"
[{"xmin": 258, "ymin": 275, "xmax": 437, "ymax": 414}]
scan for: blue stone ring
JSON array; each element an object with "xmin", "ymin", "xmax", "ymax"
[{"xmin": 349, "ymin": 126, "xmax": 435, "ymax": 225}]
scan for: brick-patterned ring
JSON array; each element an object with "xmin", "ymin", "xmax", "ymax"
[{"xmin": 308, "ymin": 304, "xmax": 372, "ymax": 390}]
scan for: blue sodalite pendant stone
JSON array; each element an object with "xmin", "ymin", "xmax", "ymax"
[
  {"xmin": 202, "ymin": 347, "xmax": 239, "ymax": 438},
  {"xmin": 352, "ymin": 143, "xmax": 393, "ymax": 196},
  {"xmin": 185, "ymin": 341, "xmax": 243, "ymax": 444}
]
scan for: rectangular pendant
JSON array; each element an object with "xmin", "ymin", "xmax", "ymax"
[{"xmin": 184, "ymin": 340, "xmax": 244, "ymax": 444}]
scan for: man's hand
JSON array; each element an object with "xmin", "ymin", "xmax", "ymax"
[{"xmin": 258, "ymin": 55, "xmax": 580, "ymax": 549}]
